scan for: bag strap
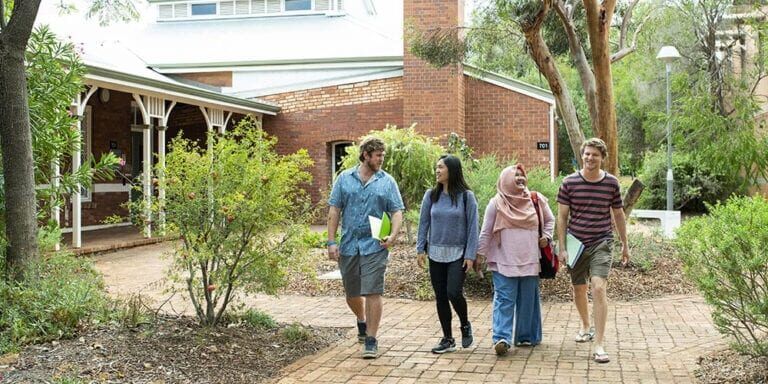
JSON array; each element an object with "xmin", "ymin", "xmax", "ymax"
[
  {"xmin": 530, "ymin": 191, "xmax": 543, "ymax": 238},
  {"xmin": 463, "ymin": 191, "xmax": 468, "ymax": 256}
]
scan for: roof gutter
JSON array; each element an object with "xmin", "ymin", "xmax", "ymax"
[
  {"xmin": 463, "ymin": 63, "xmax": 555, "ymax": 106},
  {"xmin": 85, "ymin": 64, "xmax": 281, "ymax": 115}
]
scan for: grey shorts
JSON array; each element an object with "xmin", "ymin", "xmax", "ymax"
[
  {"xmin": 569, "ymin": 240, "xmax": 612, "ymax": 285},
  {"xmin": 338, "ymin": 249, "xmax": 389, "ymax": 297}
]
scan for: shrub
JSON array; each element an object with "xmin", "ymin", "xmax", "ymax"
[
  {"xmin": 675, "ymin": 196, "xmax": 768, "ymax": 357},
  {"xmin": 163, "ymin": 117, "xmax": 314, "ymax": 326},
  {"xmin": 282, "ymin": 322, "xmax": 311, "ymax": 342},
  {"xmin": 0, "ymin": 253, "xmax": 110, "ymax": 354},
  {"xmin": 464, "ymin": 155, "xmax": 512, "ymax": 223},
  {"xmin": 240, "ymin": 308, "xmax": 278, "ymax": 329},
  {"xmin": 637, "ymin": 150, "xmax": 742, "ymax": 213}
]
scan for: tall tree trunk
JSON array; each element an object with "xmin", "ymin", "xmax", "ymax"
[
  {"xmin": 583, "ymin": 0, "xmax": 619, "ymax": 175},
  {"xmin": 0, "ymin": 0, "xmax": 43, "ymax": 281},
  {"xmin": 521, "ymin": 0, "xmax": 585, "ymax": 166}
]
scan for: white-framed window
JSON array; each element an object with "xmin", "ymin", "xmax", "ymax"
[
  {"xmin": 331, "ymin": 141, "xmax": 352, "ymax": 176},
  {"xmin": 81, "ymin": 106, "xmax": 93, "ymax": 202},
  {"xmin": 191, "ymin": 2, "xmax": 217, "ymax": 15},
  {"xmin": 157, "ymin": 0, "xmax": 341, "ymax": 20},
  {"xmin": 284, "ymin": 0, "xmax": 311, "ymax": 11}
]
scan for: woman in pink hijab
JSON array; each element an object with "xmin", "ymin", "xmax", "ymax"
[{"xmin": 478, "ymin": 164, "xmax": 554, "ymax": 356}]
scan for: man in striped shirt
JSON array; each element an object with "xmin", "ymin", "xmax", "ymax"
[{"xmin": 556, "ymin": 137, "xmax": 630, "ymax": 364}]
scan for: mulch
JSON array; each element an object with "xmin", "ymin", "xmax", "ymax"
[
  {"xmin": 696, "ymin": 348, "xmax": 768, "ymax": 383},
  {"xmin": 2, "ymin": 316, "xmax": 346, "ymax": 384},
  {"xmin": 284, "ymin": 241, "xmax": 693, "ymax": 303}
]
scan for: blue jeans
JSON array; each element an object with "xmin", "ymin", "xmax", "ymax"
[{"xmin": 491, "ymin": 272, "xmax": 542, "ymax": 345}]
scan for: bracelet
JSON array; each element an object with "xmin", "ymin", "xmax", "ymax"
[{"xmin": 326, "ymin": 240, "xmax": 337, "ymax": 247}]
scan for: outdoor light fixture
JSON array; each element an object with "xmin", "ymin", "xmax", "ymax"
[{"xmin": 656, "ymin": 45, "xmax": 680, "ymax": 211}]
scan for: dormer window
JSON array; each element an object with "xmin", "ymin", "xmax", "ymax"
[
  {"xmin": 284, "ymin": 0, "xmax": 310, "ymax": 11},
  {"xmin": 191, "ymin": 2, "xmax": 217, "ymax": 15},
  {"xmin": 157, "ymin": 0, "xmax": 342, "ymax": 21}
]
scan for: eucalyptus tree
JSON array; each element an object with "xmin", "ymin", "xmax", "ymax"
[{"xmin": 410, "ymin": 0, "xmax": 655, "ymax": 175}]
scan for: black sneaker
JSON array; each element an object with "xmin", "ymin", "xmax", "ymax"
[
  {"xmin": 362, "ymin": 336, "xmax": 378, "ymax": 359},
  {"xmin": 431, "ymin": 337, "xmax": 456, "ymax": 354},
  {"xmin": 460, "ymin": 323, "xmax": 473, "ymax": 348},
  {"xmin": 357, "ymin": 321, "xmax": 367, "ymax": 343}
]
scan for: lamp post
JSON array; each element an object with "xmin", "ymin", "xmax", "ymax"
[{"xmin": 657, "ymin": 45, "xmax": 680, "ymax": 211}]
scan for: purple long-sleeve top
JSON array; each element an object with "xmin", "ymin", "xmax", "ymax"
[{"xmin": 477, "ymin": 193, "xmax": 555, "ymax": 277}]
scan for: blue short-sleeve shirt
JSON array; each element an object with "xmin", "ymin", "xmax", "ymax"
[{"xmin": 329, "ymin": 165, "xmax": 405, "ymax": 256}]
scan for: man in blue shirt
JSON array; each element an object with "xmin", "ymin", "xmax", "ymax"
[{"xmin": 327, "ymin": 137, "xmax": 404, "ymax": 359}]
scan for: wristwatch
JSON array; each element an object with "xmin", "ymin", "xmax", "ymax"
[{"xmin": 326, "ymin": 240, "xmax": 337, "ymax": 247}]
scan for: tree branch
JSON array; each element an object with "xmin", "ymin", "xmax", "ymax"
[
  {"xmin": 611, "ymin": 7, "xmax": 655, "ymax": 63},
  {"xmin": 553, "ymin": 0, "xmax": 598, "ymax": 128},
  {"xmin": 617, "ymin": 0, "xmax": 640, "ymax": 51},
  {"xmin": 4, "ymin": 0, "xmax": 42, "ymax": 49}
]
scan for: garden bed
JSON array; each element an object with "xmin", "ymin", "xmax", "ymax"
[
  {"xmin": 2, "ymin": 316, "xmax": 346, "ymax": 384},
  {"xmin": 284, "ymin": 224, "xmax": 694, "ymax": 302}
]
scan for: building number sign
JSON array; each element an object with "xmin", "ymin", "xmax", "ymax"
[{"xmin": 537, "ymin": 142, "xmax": 549, "ymax": 150}]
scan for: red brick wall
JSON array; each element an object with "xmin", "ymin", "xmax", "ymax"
[
  {"xmin": 175, "ymin": 71, "xmax": 233, "ymax": 87},
  {"xmin": 403, "ymin": 0, "xmax": 465, "ymax": 140},
  {"xmin": 261, "ymin": 78, "xmax": 403, "ymax": 202},
  {"xmin": 464, "ymin": 76, "xmax": 554, "ymax": 170},
  {"xmin": 60, "ymin": 90, "xmax": 134, "ymax": 227},
  {"xmin": 166, "ymin": 103, "xmax": 209, "ymax": 148}
]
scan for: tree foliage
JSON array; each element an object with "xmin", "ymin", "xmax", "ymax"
[
  {"xmin": 163, "ymin": 118, "xmax": 314, "ymax": 326},
  {"xmin": 676, "ymin": 196, "xmax": 768, "ymax": 357}
]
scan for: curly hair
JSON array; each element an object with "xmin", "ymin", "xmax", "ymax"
[{"xmin": 358, "ymin": 137, "xmax": 386, "ymax": 162}]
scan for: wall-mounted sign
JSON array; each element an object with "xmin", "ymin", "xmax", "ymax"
[{"xmin": 537, "ymin": 142, "xmax": 550, "ymax": 150}]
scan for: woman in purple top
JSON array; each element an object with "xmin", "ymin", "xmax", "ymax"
[{"xmin": 478, "ymin": 164, "xmax": 554, "ymax": 356}]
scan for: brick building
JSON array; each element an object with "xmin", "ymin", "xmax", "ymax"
[{"xmin": 60, "ymin": 0, "xmax": 556, "ymax": 247}]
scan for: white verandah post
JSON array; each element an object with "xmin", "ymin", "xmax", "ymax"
[{"xmin": 70, "ymin": 86, "xmax": 98, "ymax": 248}]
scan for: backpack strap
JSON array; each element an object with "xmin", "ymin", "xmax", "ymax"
[{"xmin": 530, "ymin": 191, "xmax": 543, "ymax": 238}]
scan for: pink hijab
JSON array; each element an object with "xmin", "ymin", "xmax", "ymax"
[{"xmin": 492, "ymin": 164, "xmax": 538, "ymax": 234}]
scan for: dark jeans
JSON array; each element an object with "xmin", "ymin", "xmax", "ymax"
[{"xmin": 429, "ymin": 258, "xmax": 469, "ymax": 339}]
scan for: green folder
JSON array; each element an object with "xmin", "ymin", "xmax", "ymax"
[
  {"xmin": 369, "ymin": 212, "xmax": 391, "ymax": 241},
  {"xmin": 566, "ymin": 232, "xmax": 585, "ymax": 269}
]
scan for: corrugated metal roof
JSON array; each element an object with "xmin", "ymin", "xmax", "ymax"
[
  {"xmin": 129, "ymin": 13, "xmax": 402, "ymax": 67},
  {"xmin": 80, "ymin": 40, "xmax": 280, "ymax": 115}
]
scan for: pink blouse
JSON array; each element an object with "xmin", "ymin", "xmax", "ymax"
[{"xmin": 477, "ymin": 193, "xmax": 555, "ymax": 278}]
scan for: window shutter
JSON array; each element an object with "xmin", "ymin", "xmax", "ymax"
[
  {"xmin": 159, "ymin": 4, "xmax": 174, "ymax": 19},
  {"xmin": 235, "ymin": 0, "xmax": 250, "ymax": 14},
  {"xmin": 316, "ymin": 0, "xmax": 330, "ymax": 10},
  {"xmin": 251, "ymin": 0, "xmax": 265, "ymax": 13},
  {"xmin": 266, "ymin": 0, "xmax": 280, "ymax": 13},
  {"xmin": 337, "ymin": 0, "xmax": 343, "ymax": 10},
  {"xmin": 174, "ymin": 3, "xmax": 188, "ymax": 17},
  {"xmin": 220, "ymin": 1, "xmax": 234, "ymax": 15}
]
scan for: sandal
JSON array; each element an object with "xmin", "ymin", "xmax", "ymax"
[
  {"xmin": 574, "ymin": 328, "xmax": 595, "ymax": 342},
  {"xmin": 593, "ymin": 351, "xmax": 610, "ymax": 363}
]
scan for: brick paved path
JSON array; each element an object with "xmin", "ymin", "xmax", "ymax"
[{"xmin": 96, "ymin": 244, "xmax": 724, "ymax": 384}]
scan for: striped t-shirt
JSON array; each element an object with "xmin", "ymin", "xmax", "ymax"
[{"xmin": 557, "ymin": 171, "xmax": 623, "ymax": 247}]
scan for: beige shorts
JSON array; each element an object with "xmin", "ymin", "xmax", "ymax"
[{"xmin": 569, "ymin": 240, "xmax": 612, "ymax": 285}]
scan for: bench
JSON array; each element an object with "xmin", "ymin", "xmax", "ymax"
[{"xmin": 629, "ymin": 209, "xmax": 681, "ymax": 239}]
